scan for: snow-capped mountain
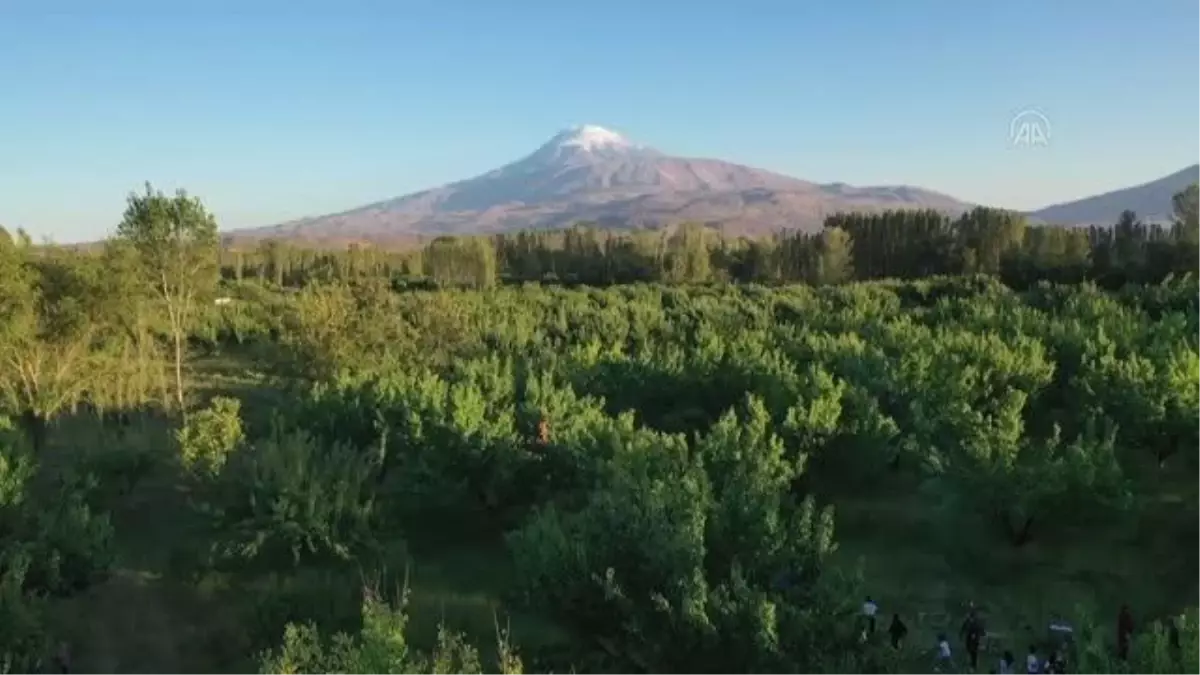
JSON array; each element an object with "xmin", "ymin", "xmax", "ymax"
[
  {"xmin": 238, "ymin": 125, "xmax": 973, "ymax": 243},
  {"xmin": 542, "ymin": 124, "xmax": 641, "ymax": 155}
]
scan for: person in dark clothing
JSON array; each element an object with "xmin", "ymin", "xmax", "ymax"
[
  {"xmin": 54, "ymin": 642, "xmax": 71, "ymax": 674},
  {"xmin": 961, "ymin": 604, "xmax": 985, "ymax": 671},
  {"xmin": 1049, "ymin": 648, "xmax": 1067, "ymax": 674},
  {"xmin": 1117, "ymin": 604, "xmax": 1134, "ymax": 660},
  {"xmin": 999, "ymin": 649, "xmax": 1016, "ymax": 674},
  {"xmin": 888, "ymin": 613, "xmax": 909, "ymax": 650}
]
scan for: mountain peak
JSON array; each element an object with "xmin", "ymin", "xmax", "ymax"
[
  {"xmin": 244, "ymin": 125, "xmax": 979, "ymax": 243},
  {"xmin": 549, "ymin": 124, "xmax": 633, "ymax": 152}
]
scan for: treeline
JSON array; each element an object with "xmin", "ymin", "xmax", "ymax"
[{"xmin": 216, "ymin": 183, "xmax": 1198, "ymax": 290}]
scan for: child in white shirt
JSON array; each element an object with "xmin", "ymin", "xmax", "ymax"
[
  {"xmin": 1026, "ymin": 646, "xmax": 1040, "ymax": 674},
  {"xmin": 862, "ymin": 596, "xmax": 879, "ymax": 634},
  {"xmin": 937, "ymin": 632, "xmax": 953, "ymax": 668}
]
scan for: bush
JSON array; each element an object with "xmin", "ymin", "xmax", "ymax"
[
  {"xmin": 178, "ymin": 396, "xmax": 245, "ymax": 477},
  {"xmin": 199, "ymin": 424, "xmax": 379, "ymax": 572},
  {"xmin": 0, "ymin": 433, "xmax": 114, "ymax": 597},
  {"xmin": 507, "ymin": 396, "xmax": 857, "ymax": 672},
  {"xmin": 0, "ymin": 551, "xmax": 48, "ymax": 673},
  {"xmin": 0, "ymin": 432, "xmax": 115, "ymax": 671},
  {"xmin": 258, "ymin": 588, "xmax": 523, "ymax": 674}
]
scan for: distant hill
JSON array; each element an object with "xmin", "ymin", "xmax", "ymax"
[
  {"xmin": 1029, "ymin": 164, "xmax": 1199, "ymax": 226},
  {"xmin": 229, "ymin": 125, "xmax": 973, "ymax": 245}
]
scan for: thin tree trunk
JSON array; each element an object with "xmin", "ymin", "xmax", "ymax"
[
  {"xmin": 20, "ymin": 409, "xmax": 48, "ymax": 453},
  {"xmin": 1000, "ymin": 511, "xmax": 1035, "ymax": 547},
  {"xmin": 173, "ymin": 327, "xmax": 185, "ymax": 415}
]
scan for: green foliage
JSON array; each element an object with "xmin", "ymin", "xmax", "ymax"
[
  {"xmin": 0, "ymin": 551, "xmax": 48, "ymax": 674},
  {"xmin": 0, "ymin": 440, "xmax": 46, "ymax": 674},
  {"xmin": 663, "ymin": 223, "xmax": 713, "ymax": 283},
  {"xmin": 199, "ymin": 424, "xmax": 379, "ymax": 571},
  {"xmin": 184, "ymin": 274, "xmax": 1195, "ymax": 671},
  {"xmin": 937, "ymin": 416, "xmax": 1130, "ymax": 547},
  {"xmin": 193, "ymin": 281, "xmax": 285, "ymax": 353},
  {"xmin": 0, "ymin": 437, "xmax": 34, "ymax": 509},
  {"xmin": 258, "ymin": 590, "xmax": 523, "ymax": 674},
  {"xmin": 116, "ymin": 182, "xmax": 220, "ymax": 411},
  {"xmin": 10, "ymin": 189, "xmax": 1200, "ymax": 674},
  {"xmin": 0, "ymin": 432, "xmax": 114, "ymax": 670},
  {"xmin": 278, "ymin": 279, "xmax": 416, "ymax": 379},
  {"xmin": 232, "ymin": 568, "xmax": 368, "ymax": 660},
  {"xmin": 425, "ymin": 236, "xmax": 497, "ymax": 289},
  {"xmin": 0, "ymin": 434, "xmax": 114, "ymax": 596},
  {"xmin": 815, "ymin": 226, "xmax": 854, "ymax": 285},
  {"xmin": 178, "ymin": 396, "xmax": 245, "ymax": 477},
  {"xmin": 19, "ymin": 474, "xmax": 115, "ymax": 595},
  {"xmin": 0, "ymin": 247, "xmax": 126, "ymax": 449},
  {"xmin": 1071, "ymin": 607, "xmax": 1199, "ymax": 674},
  {"xmin": 507, "ymin": 396, "xmax": 854, "ymax": 672},
  {"xmin": 1171, "ymin": 182, "xmax": 1198, "ymax": 243}
]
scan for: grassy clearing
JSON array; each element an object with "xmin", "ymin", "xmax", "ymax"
[{"xmin": 402, "ymin": 536, "xmax": 571, "ymax": 657}]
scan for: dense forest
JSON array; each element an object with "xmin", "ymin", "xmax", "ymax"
[{"xmin": 0, "ymin": 183, "xmax": 1197, "ymax": 673}]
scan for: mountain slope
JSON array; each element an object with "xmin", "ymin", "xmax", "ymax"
[
  {"xmin": 1030, "ymin": 164, "xmax": 1199, "ymax": 225},
  {"xmin": 238, "ymin": 125, "xmax": 972, "ymax": 244}
]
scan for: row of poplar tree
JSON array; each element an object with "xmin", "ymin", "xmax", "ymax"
[{"xmin": 217, "ymin": 183, "xmax": 1199, "ymax": 291}]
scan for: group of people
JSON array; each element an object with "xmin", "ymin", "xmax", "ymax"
[{"xmin": 860, "ymin": 597, "xmax": 1145, "ymax": 674}]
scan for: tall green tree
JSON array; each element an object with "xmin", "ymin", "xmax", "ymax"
[
  {"xmin": 116, "ymin": 183, "xmax": 220, "ymax": 413},
  {"xmin": 814, "ymin": 226, "xmax": 853, "ymax": 285},
  {"xmin": 92, "ymin": 239, "xmax": 169, "ymax": 413},
  {"xmin": 424, "ymin": 236, "xmax": 496, "ymax": 289},
  {"xmin": 664, "ymin": 222, "xmax": 712, "ymax": 283},
  {"xmin": 1159, "ymin": 182, "xmax": 1200, "ymax": 277},
  {"xmin": 955, "ymin": 207, "xmax": 1028, "ymax": 275},
  {"xmin": 0, "ymin": 240, "xmax": 118, "ymax": 450},
  {"xmin": 1171, "ymin": 182, "xmax": 1200, "ymax": 229},
  {"xmin": 508, "ymin": 397, "xmax": 854, "ymax": 672}
]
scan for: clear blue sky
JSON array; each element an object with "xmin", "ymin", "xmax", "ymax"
[{"xmin": 2, "ymin": 0, "xmax": 1197, "ymax": 243}]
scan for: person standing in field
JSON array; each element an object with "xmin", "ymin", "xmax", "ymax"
[
  {"xmin": 1048, "ymin": 647, "xmax": 1066, "ymax": 674},
  {"xmin": 54, "ymin": 642, "xmax": 71, "ymax": 674},
  {"xmin": 999, "ymin": 649, "xmax": 1016, "ymax": 674},
  {"xmin": 936, "ymin": 633, "xmax": 953, "ymax": 671},
  {"xmin": 961, "ymin": 602, "xmax": 985, "ymax": 671},
  {"xmin": 863, "ymin": 595, "xmax": 879, "ymax": 635},
  {"xmin": 1026, "ymin": 645, "xmax": 1040, "ymax": 674},
  {"xmin": 888, "ymin": 613, "xmax": 909, "ymax": 650},
  {"xmin": 1117, "ymin": 604, "xmax": 1134, "ymax": 660}
]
